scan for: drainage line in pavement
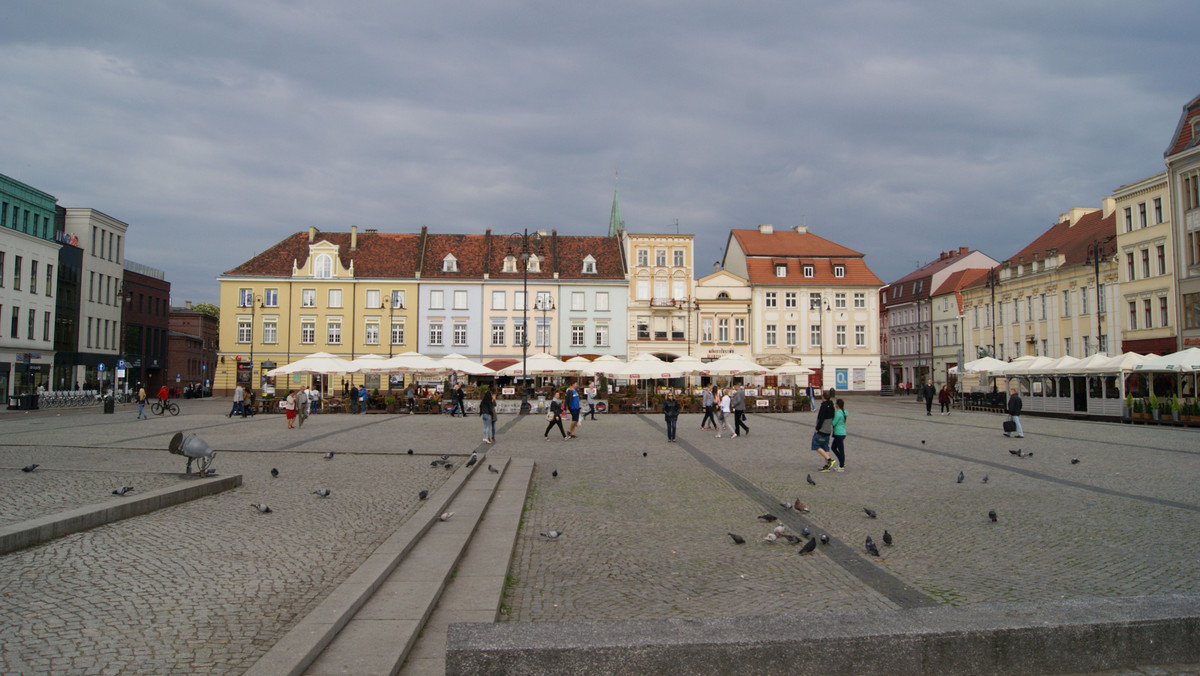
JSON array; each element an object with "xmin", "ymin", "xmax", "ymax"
[{"xmin": 636, "ymin": 414, "xmax": 937, "ymax": 609}]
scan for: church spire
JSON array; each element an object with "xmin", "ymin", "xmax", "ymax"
[{"xmin": 608, "ymin": 168, "xmax": 624, "ymax": 237}]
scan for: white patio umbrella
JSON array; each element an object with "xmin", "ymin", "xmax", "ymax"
[
  {"xmin": 266, "ymin": 352, "xmax": 356, "ymax": 376},
  {"xmin": 436, "ymin": 353, "xmax": 496, "ymax": 376},
  {"xmin": 611, "ymin": 353, "xmax": 691, "ymax": 380},
  {"xmin": 704, "ymin": 353, "xmax": 769, "ymax": 376},
  {"xmin": 348, "ymin": 354, "xmax": 390, "ymax": 372},
  {"xmin": 770, "ymin": 361, "xmax": 815, "ymax": 377},
  {"xmin": 1088, "ymin": 352, "xmax": 1151, "ymax": 373},
  {"xmin": 1134, "ymin": 347, "xmax": 1200, "ymax": 372},
  {"xmin": 378, "ymin": 351, "xmax": 445, "ymax": 374},
  {"xmin": 952, "ymin": 356, "xmax": 1009, "ymax": 374},
  {"xmin": 496, "ymin": 352, "xmax": 581, "ymax": 376}
]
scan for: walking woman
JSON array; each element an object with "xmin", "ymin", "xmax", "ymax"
[
  {"xmin": 284, "ymin": 390, "xmax": 297, "ymax": 429},
  {"xmin": 480, "ymin": 387, "xmax": 496, "ymax": 443},
  {"xmin": 544, "ymin": 390, "xmax": 567, "ymax": 440},
  {"xmin": 716, "ymin": 388, "xmax": 737, "ymax": 438},
  {"xmin": 813, "ymin": 388, "xmax": 836, "ymax": 470},
  {"xmin": 700, "ymin": 385, "xmax": 717, "ymax": 430},
  {"xmin": 938, "ymin": 384, "xmax": 952, "ymax": 415},
  {"xmin": 830, "ymin": 398, "xmax": 847, "ymax": 471},
  {"xmin": 663, "ymin": 391, "xmax": 680, "ymax": 442}
]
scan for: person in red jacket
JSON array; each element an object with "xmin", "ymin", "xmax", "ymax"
[{"xmin": 157, "ymin": 385, "xmax": 170, "ymax": 403}]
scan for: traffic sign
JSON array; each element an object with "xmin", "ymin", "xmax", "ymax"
[{"xmin": 98, "ymin": 363, "xmax": 106, "ymax": 371}]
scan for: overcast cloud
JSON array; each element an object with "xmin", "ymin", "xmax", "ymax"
[{"xmin": 1, "ymin": 1, "xmax": 1196, "ymax": 303}]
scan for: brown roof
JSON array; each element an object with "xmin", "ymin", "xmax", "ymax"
[
  {"xmin": 744, "ymin": 258, "xmax": 882, "ymax": 286},
  {"xmin": 223, "ymin": 231, "xmax": 422, "ymax": 278},
  {"xmin": 1005, "ymin": 209, "xmax": 1117, "ymax": 269},
  {"xmin": 731, "ymin": 228, "xmax": 864, "ymax": 257},
  {"xmin": 933, "ymin": 268, "xmax": 990, "ymax": 297},
  {"xmin": 1165, "ymin": 92, "xmax": 1200, "ymax": 158},
  {"xmin": 888, "ymin": 247, "xmax": 978, "ymax": 286}
]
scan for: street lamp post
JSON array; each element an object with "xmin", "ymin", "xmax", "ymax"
[
  {"xmin": 1086, "ymin": 235, "xmax": 1114, "ymax": 355},
  {"xmin": 817, "ymin": 297, "xmax": 830, "ymax": 389},
  {"xmin": 244, "ymin": 292, "xmax": 263, "ymax": 392},
  {"xmin": 383, "ymin": 293, "xmax": 405, "ymax": 358},
  {"xmin": 508, "ymin": 229, "xmax": 545, "ymax": 397},
  {"xmin": 986, "ymin": 268, "xmax": 998, "ymax": 358},
  {"xmin": 536, "ymin": 295, "xmax": 555, "ymax": 355}
]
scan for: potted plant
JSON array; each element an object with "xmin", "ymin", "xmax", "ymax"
[
  {"xmin": 385, "ymin": 395, "xmax": 397, "ymax": 413},
  {"xmin": 1171, "ymin": 394, "xmax": 1181, "ymax": 422},
  {"xmin": 1132, "ymin": 398, "xmax": 1145, "ymax": 420},
  {"xmin": 1149, "ymin": 393, "xmax": 1160, "ymax": 421},
  {"xmin": 1123, "ymin": 393, "xmax": 1133, "ymax": 419}
]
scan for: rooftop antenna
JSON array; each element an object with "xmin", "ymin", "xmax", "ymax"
[{"xmin": 673, "ymin": 218, "xmax": 679, "ymax": 234}]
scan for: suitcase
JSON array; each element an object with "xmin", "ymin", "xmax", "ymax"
[{"xmin": 1002, "ymin": 420, "xmax": 1016, "ymax": 433}]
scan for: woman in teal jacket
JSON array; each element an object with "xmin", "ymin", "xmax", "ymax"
[{"xmin": 830, "ymin": 398, "xmax": 847, "ymax": 471}]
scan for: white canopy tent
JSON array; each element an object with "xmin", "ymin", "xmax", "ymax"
[{"xmin": 266, "ymin": 352, "xmax": 357, "ymax": 376}]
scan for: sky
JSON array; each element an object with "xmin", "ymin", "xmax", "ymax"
[{"xmin": 2, "ymin": 1, "xmax": 1197, "ymax": 305}]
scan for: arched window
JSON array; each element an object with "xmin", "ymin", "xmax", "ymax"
[{"xmin": 314, "ymin": 254, "xmax": 333, "ymax": 279}]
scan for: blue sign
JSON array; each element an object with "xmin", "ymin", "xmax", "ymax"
[
  {"xmin": 117, "ymin": 359, "xmax": 127, "ymax": 369},
  {"xmin": 201, "ymin": 364, "xmax": 207, "ymax": 371},
  {"xmin": 835, "ymin": 368, "xmax": 848, "ymax": 390},
  {"xmin": 98, "ymin": 363, "xmax": 106, "ymax": 371}
]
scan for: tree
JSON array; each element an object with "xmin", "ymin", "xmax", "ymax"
[{"xmin": 191, "ymin": 302, "xmax": 220, "ymax": 319}]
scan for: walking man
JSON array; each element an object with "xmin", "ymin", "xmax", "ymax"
[
  {"xmin": 700, "ymin": 385, "xmax": 716, "ymax": 430},
  {"xmin": 566, "ymin": 381, "xmax": 582, "ymax": 439},
  {"xmin": 296, "ymin": 386, "xmax": 309, "ymax": 428},
  {"xmin": 921, "ymin": 379, "xmax": 936, "ymax": 416},
  {"xmin": 732, "ymin": 383, "xmax": 749, "ymax": 436},
  {"xmin": 1005, "ymin": 387, "xmax": 1025, "ymax": 438},
  {"xmin": 228, "ymin": 382, "xmax": 245, "ymax": 418}
]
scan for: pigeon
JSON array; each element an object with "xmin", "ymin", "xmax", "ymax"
[
  {"xmin": 643, "ymin": 452, "xmax": 648, "ymax": 457},
  {"xmin": 552, "ymin": 469, "xmax": 558, "ymax": 478},
  {"xmin": 921, "ymin": 440, "xmax": 926, "ymax": 445},
  {"xmin": 757, "ymin": 514, "xmax": 778, "ymax": 522},
  {"xmin": 956, "ymin": 471, "xmax": 964, "ymax": 484},
  {"xmin": 801, "ymin": 527, "xmax": 811, "ymax": 538},
  {"xmin": 772, "ymin": 524, "xmax": 787, "ymax": 536},
  {"xmin": 728, "ymin": 532, "xmax": 746, "ymax": 544},
  {"xmin": 203, "ymin": 468, "xmax": 216, "ymax": 476},
  {"xmin": 764, "ymin": 533, "xmax": 778, "ymax": 544},
  {"xmin": 440, "ymin": 454, "xmax": 449, "ymax": 460},
  {"xmin": 806, "ymin": 474, "xmax": 816, "ymax": 486},
  {"xmin": 112, "ymin": 486, "xmax": 134, "ymax": 496},
  {"xmin": 488, "ymin": 464, "xmax": 500, "ymax": 474},
  {"xmin": 444, "ymin": 463, "xmax": 454, "ymax": 470},
  {"xmin": 779, "ymin": 501, "xmax": 793, "ymax": 511},
  {"xmin": 782, "ymin": 534, "xmax": 803, "ymax": 545},
  {"xmin": 21, "ymin": 464, "xmax": 38, "ymax": 473},
  {"xmin": 418, "ymin": 489, "xmax": 429, "ymax": 500},
  {"xmin": 430, "ymin": 459, "xmax": 447, "ymax": 467},
  {"xmin": 251, "ymin": 503, "xmax": 272, "ymax": 513},
  {"xmin": 439, "ymin": 511, "xmax": 454, "ymax": 521},
  {"xmin": 981, "ymin": 475, "xmax": 989, "ymax": 484},
  {"xmin": 865, "ymin": 536, "xmax": 880, "ymax": 557},
  {"xmin": 270, "ymin": 468, "xmax": 279, "ymax": 478},
  {"xmin": 1071, "ymin": 458, "xmax": 1080, "ymax": 464},
  {"xmin": 323, "ymin": 452, "xmax": 334, "ymax": 460},
  {"xmin": 798, "ymin": 537, "xmax": 817, "ymax": 555},
  {"xmin": 883, "ymin": 530, "xmax": 893, "ymax": 546},
  {"xmin": 313, "ymin": 489, "xmax": 331, "ymax": 498},
  {"xmin": 819, "ymin": 534, "xmax": 830, "ymax": 545},
  {"xmin": 793, "ymin": 499, "xmax": 810, "ymax": 512},
  {"xmin": 863, "ymin": 507, "xmax": 877, "ymax": 519},
  {"xmin": 988, "ymin": 509, "xmax": 997, "ymax": 522},
  {"xmin": 1009, "ymin": 449, "xmax": 1019, "ymax": 455},
  {"xmin": 541, "ymin": 530, "xmax": 564, "ymax": 539},
  {"xmin": 465, "ymin": 454, "xmax": 478, "ymax": 468},
  {"xmin": 407, "ymin": 449, "xmax": 414, "ymax": 455}
]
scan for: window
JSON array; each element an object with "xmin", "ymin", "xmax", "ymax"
[
  {"xmin": 29, "ymin": 260, "xmax": 37, "ymax": 294},
  {"xmin": 515, "ymin": 290, "xmax": 527, "ymax": 310},
  {"xmin": 1098, "ymin": 334, "xmax": 1107, "ymax": 354},
  {"xmin": 1141, "ymin": 249, "xmax": 1150, "ymax": 278},
  {"xmin": 391, "ymin": 321, "xmax": 405, "ymax": 346},
  {"xmin": 785, "ymin": 324, "xmax": 797, "ymax": 347},
  {"xmin": 803, "ymin": 265, "xmax": 814, "ymax": 278},
  {"xmin": 0, "ymin": 252, "xmax": 4, "ymax": 287},
  {"xmin": 809, "ymin": 293, "xmax": 822, "ymax": 310},
  {"xmin": 1160, "ymin": 296, "xmax": 1169, "ymax": 327},
  {"xmin": 784, "ymin": 292, "xmax": 797, "ymax": 308},
  {"xmin": 391, "ymin": 290, "xmax": 405, "ymax": 309},
  {"xmin": 1144, "ymin": 299, "xmax": 1153, "ymax": 329},
  {"xmin": 854, "ymin": 292, "xmax": 866, "ymax": 308},
  {"xmin": 636, "ymin": 249, "xmax": 648, "ymax": 267},
  {"xmin": 453, "ymin": 323, "xmax": 467, "ymax": 346},
  {"xmin": 674, "ymin": 249, "xmax": 685, "ymax": 267},
  {"xmin": 503, "ymin": 255, "xmax": 518, "ymax": 273},
  {"xmin": 301, "ymin": 322, "xmax": 315, "ymax": 344},
  {"xmin": 535, "ymin": 290, "xmax": 552, "ymax": 310},
  {"xmin": 1098, "ymin": 285, "xmax": 1106, "ymax": 311},
  {"xmin": 365, "ymin": 322, "xmax": 379, "ymax": 345},
  {"xmin": 673, "ymin": 279, "xmax": 686, "ymax": 300},
  {"xmin": 264, "ymin": 321, "xmax": 278, "ymax": 344},
  {"xmin": 855, "ymin": 325, "xmax": 866, "ymax": 347},
  {"xmin": 527, "ymin": 254, "xmax": 541, "ymax": 272},
  {"xmin": 327, "ymin": 321, "xmax": 342, "ymax": 345},
  {"xmin": 535, "ymin": 318, "xmax": 550, "ymax": 347},
  {"xmin": 1126, "ymin": 252, "xmax": 1135, "ymax": 280},
  {"xmin": 365, "ymin": 289, "xmax": 380, "ymax": 309},
  {"xmin": 491, "ymin": 290, "xmax": 506, "ymax": 309},
  {"xmin": 572, "ymin": 292, "xmax": 585, "ymax": 311},
  {"xmin": 1064, "ymin": 337, "xmax": 1071, "ymax": 357},
  {"xmin": 656, "ymin": 249, "xmax": 667, "ymax": 266},
  {"xmin": 491, "ymin": 321, "xmax": 506, "ymax": 346},
  {"xmin": 834, "ymin": 292, "xmax": 847, "ymax": 309},
  {"xmin": 1124, "ymin": 206, "xmax": 1133, "ymax": 232},
  {"xmin": 654, "ymin": 279, "xmax": 668, "ymax": 300},
  {"xmin": 1081, "ymin": 286, "xmax": 1090, "ymax": 315},
  {"xmin": 635, "ymin": 279, "xmax": 650, "ymax": 300},
  {"xmin": 1154, "ymin": 197, "xmax": 1163, "ymax": 224},
  {"xmin": 328, "ymin": 289, "xmax": 342, "ymax": 308},
  {"xmin": 15, "ymin": 255, "xmax": 23, "ymax": 290},
  {"xmin": 595, "ymin": 292, "xmax": 609, "ymax": 311},
  {"xmin": 314, "ymin": 254, "xmax": 332, "ymax": 278},
  {"xmin": 718, "ymin": 318, "xmax": 729, "ymax": 342},
  {"xmin": 595, "ymin": 324, "xmax": 609, "ymax": 347},
  {"xmin": 765, "ymin": 324, "xmax": 777, "ymax": 346},
  {"xmin": 775, "ymin": 264, "xmax": 787, "ymax": 277},
  {"xmin": 84, "ymin": 316, "xmax": 90, "ymax": 346},
  {"xmin": 701, "ymin": 318, "xmax": 713, "ymax": 342},
  {"xmin": 515, "ymin": 322, "xmax": 527, "ymax": 348},
  {"xmin": 429, "ymin": 323, "xmax": 443, "ymax": 346},
  {"xmin": 1129, "ymin": 301, "xmax": 1138, "ymax": 330},
  {"xmin": 582, "ymin": 256, "xmax": 597, "ymax": 274},
  {"xmin": 1157, "ymin": 245, "xmax": 1166, "ymax": 275},
  {"xmin": 810, "ymin": 324, "xmax": 821, "ymax": 347},
  {"xmin": 1139, "ymin": 203, "xmax": 1148, "ymax": 228},
  {"xmin": 442, "ymin": 254, "xmax": 458, "ymax": 272},
  {"xmin": 238, "ymin": 321, "xmax": 251, "ymax": 343},
  {"xmin": 764, "ymin": 292, "xmax": 777, "ymax": 308},
  {"xmin": 572, "ymin": 324, "xmax": 585, "ymax": 346},
  {"xmin": 453, "ymin": 290, "xmax": 468, "ymax": 310},
  {"xmin": 302, "ymin": 289, "xmax": 316, "ymax": 307},
  {"xmin": 1013, "ymin": 298, "xmax": 1020, "ymax": 323},
  {"xmin": 1082, "ymin": 336, "xmax": 1091, "ymax": 357},
  {"xmin": 734, "ymin": 317, "xmax": 746, "ymax": 342},
  {"xmin": 42, "ymin": 311, "xmax": 50, "ymax": 341},
  {"xmin": 833, "ymin": 265, "xmax": 845, "ymax": 278},
  {"xmin": 1061, "ymin": 290, "xmax": 1071, "ymax": 317},
  {"xmin": 430, "ymin": 290, "xmax": 444, "ymax": 309},
  {"xmin": 834, "ymin": 325, "xmax": 846, "ymax": 347}
]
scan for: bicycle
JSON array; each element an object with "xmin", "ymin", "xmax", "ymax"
[{"xmin": 151, "ymin": 400, "xmax": 180, "ymax": 416}]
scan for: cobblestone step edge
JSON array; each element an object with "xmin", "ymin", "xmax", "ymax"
[
  {"xmin": 446, "ymin": 593, "xmax": 1200, "ymax": 676},
  {"xmin": 0, "ymin": 474, "xmax": 243, "ymax": 556},
  {"xmin": 244, "ymin": 457, "xmax": 487, "ymax": 676}
]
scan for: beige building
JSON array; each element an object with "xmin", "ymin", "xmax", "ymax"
[
  {"xmin": 931, "ymin": 268, "xmax": 990, "ymax": 386},
  {"xmin": 692, "ymin": 266, "xmax": 751, "ymax": 362},
  {"xmin": 963, "ymin": 202, "xmax": 1119, "ymax": 364},
  {"xmin": 1164, "ymin": 93, "xmax": 1200, "ymax": 349},
  {"xmin": 623, "ymin": 231, "xmax": 695, "ymax": 358},
  {"xmin": 1113, "ymin": 172, "xmax": 1176, "ymax": 355}
]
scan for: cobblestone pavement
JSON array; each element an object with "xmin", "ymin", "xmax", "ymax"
[{"xmin": 1, "ymin": 397, "xmax": 1198, "ymax": 674}]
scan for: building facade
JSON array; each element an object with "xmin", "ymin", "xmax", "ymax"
[
  {"xmin": 722, "ymin": 224, "xmax": 883, "ymax": 391},
  {"xmin": 692, "ymin": 266, "xmax": 752, "ymax": 363},
  {"xmin": 169, "ymin": 302, "xmax": 219, "ymax": 395},
  {"xmin": 1164, "ymin": 93, "xmax": 1200, "ymax": 350},
  {"xmin": 931, "ymin": 268, "xmax": 989, "ymax": 387},
  {"xmin": 1113, "ymin": 173, "xmax": 1176, "ymax": 355},
  {"xmin": 1, "ymin": 173, "xmax": 60, "ymax": 398},
  {"xmin": 121, "ymin": 262, "xmax": 171, "ymax": 392},
  {"xmin": 623, "ymin": 231, "xmax": 695, "ymax": 359}
]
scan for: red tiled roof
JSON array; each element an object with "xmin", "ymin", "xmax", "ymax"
[
  {"xmin": 1165, "ymin": 92, "xmax": 1200, "ymax": 158},
  {"xmin": 888, "ymin": 248, "xmax": 978, "ymax": 286},
  {"xmin": 731, "ymin": 228, "xmax": 864, "ymax": 257},
  {"xmin": 933, "ymin": 268, "xmax": 990, "ymax": 297},
  {"xmin": 882, "ymin": 274, "xmax": 934, "ymax": 306},
  {"xmin": 744, "ymin": 258, "xmax": 882, "ymax": 286},
  {"xmin": 1005, "ymin": 209, "xmax": 1117, "ymax": 268},
  {"xmin": 224, "ymin": 232, "xmax": 422, "ymax": 278}
]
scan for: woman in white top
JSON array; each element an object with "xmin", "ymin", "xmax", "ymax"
[{"xmin": 716, "ymin": 388, "xmax": 737, "ymax": 438}]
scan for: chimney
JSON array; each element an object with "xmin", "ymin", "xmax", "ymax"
[
  {"xmin": 308, "ymin": 226, "xmax": 317, "ymax": 242},
  {"xmin": 1102, "ymin": 196, "xmax": 1115, "ymax": 218},
  {"xmin": 794, "ymin": 225, "xmax": 808, "ymax": 234},
  {"xmin": 758, "ymin": 224, "xmax": 773, "ymax": 234},
  {"xmin": 713, "ymin": 261, "xmax": 721, "ymax": 273},
  {"xmin": 351, "ymin": 225, "xmax": 358, "ymax": 250},
  {"xmin": 959, "ymin": 246, "xmax": 968, "ymax": 256},
  {"xmin": 185, "ymin": 300, "xmax": 192, "ymax": 310}
]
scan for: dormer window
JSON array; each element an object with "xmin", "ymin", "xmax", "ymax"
[
  {"xmin": 527, "ymin": 254, "xmax": 542, "ymax": 273},
  {"xmin": 775, "ymin": 264, "xmax": 787, "ymax": 277},
  {"xmin": 717, "ymin": 292, "xmax": 730, "ymax": 299},
  {"xmin": 314, "ymin": 254, "xmax": 333, "ymax": 279},
  {"xmin": 833, "ymin": 264, "xmax": 845, "ymax": 278},
  {"xmin": 442, "ymin": 254, "xmax": 458, "ymax": 273},
  {"xmin": 803, "ymin": 265, "xmax": 814, "ymax": 278},
  {"xmin": 503, "ymin": 255, "xmax": 518, "ymax": 273},
  {"xmin": 582, "ymin": 255, "xmax": 597, "ymax": 274}
]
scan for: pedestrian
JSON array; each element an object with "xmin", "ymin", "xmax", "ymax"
[
  {"xmin": 358, "ymin": 384, "xmax": 369, "ymax": 413},
  {"xmin": 309, "ymin": 385, "xmax": 321, "ymax": 413},
  {"xmin": 700, "ymin": 385, "xmax": 717, "ymax": 430},
  {"xmin": 296, "ymin": 386, "xmax": 309, "ymax": 428},
  {"xmin": 1005, "ymin": 387, "xmax": 1025, "ymax": 438},
  {"xmin": 585, "ymin": 386, "xmax": 598, "ymax": 420},
  {"xmin": 732, "ymin": 383, "xmax": 749, "ymax": 436},
  {"xmin": 544, "ymin": 390, "xmax": 567, "ymax": 440},
  {"xmin": 284, "ymin": 390, "xmax": 297, "ymax": 429},
  {"xmin": 663, "ymin": 390, "xmax": 680, "ymax": 441},
  {"xmin": 830, "ymin": 398, "xmax": 847, "ymax": 471},
  {"xmin": 565, "ymin": 381, "xmax": 581, "ymax": 439},
  {"xmin": 716, "ymin": 388, "xmax": 736, "ymax": 438},
  {"xmin": 136, "ymin": 383, "xmax": 148, "ymax": 420},
  {"xmin": 157, "ymin": 384, "xmax": 170, "ymax": 406},
  {"xmin": 922, "ymin": 378, "xmax": 936, "ymax": 416},
  {"xmin": 452, "ymin": 381, "xmax": 466, "ymax": 417},
  {"xmin": 405, "ymin": 384, "xmax": 416, "ymax": 414},
  {"xmin": 228, "ymin": 382, "xmax": 244, "ymax": 418},
  {"xmin": 349, "ymin": 384, "xmax": 360, "ymax": 414},
  {"xmin": 938, "ymin": 384, "xmax": 952, "ymax": 415},
  {"xmin": 480, "ymin": 387, "xmax": 496, "ymax": 443},
  {"xmin": 813, "ymin": 388, "xmax": 837, "ymax": 471}
]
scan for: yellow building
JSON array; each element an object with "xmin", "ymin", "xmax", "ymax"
[
  {"xmin": 216, "ymin": 227, "xmax": 419, "ymax": 395},
  {"xmin": 692, "ymin": 266, "xmax": 751, "ymax": 362},
  {"xmin": 1113, "ymin": 172, "xmax": 1177, "ymax": 355},
  {"xmin": 963, "ymin": 202, "xmax": 1119, "ymax": 365},
  {"xmin": 623, "ymin": 231, "xmax": 695, "ymax": 358}
]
